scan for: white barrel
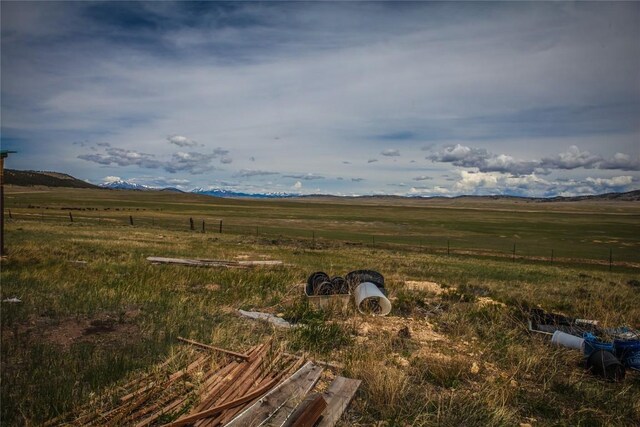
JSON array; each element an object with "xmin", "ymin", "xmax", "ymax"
[
  {"xmin": 354, "ymin": 282, "xmax": 392, "ymax": 316},
  {"xmin": 551, "ymin": 331, "xmax": 584, "ymax": 350}
]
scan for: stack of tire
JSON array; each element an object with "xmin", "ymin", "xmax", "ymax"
[
  {"xmin": 306, "ymin": 270, "xmax": 385, "ymax": 296},
  {"xmin": 306, "ymin": 272, "xmax": 349, "ymax": 296}
]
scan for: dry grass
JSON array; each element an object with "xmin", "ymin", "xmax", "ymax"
[{"xmin": 1, "ymin": 192, "xmax": 639, "ymax": 426}]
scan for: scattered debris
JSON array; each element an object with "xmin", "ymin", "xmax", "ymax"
[
  {"xmin": 49, "ymin": 339, "xmax": 305, "ymax": 426},
  {"xmin": 529, "ymin": 308, "xmax": 600, "ymax": 336},
  {"xmin": 282, "ymin": 393, "xmax": 327, "ymax": 427},
  {"xmin": 177, "ymin": 336, "xmax": 251, "ymax": 360},
  {"xmin": 532, "ymin": 308, "xmax": 640, "ymax": 379},
  {"xmin": 2, "ymin": 296, "xmax": 21, "ymax": 303},
  {"xmin": 147, "ymin": 256, "xmax": 283, "ymax": 268},
  {"xmin": 238, "ymin": 309, "xmax": 295, "ymax": 329},
  {"xmin": 586, "ymin": 350, "xmax": 625, "ymax": 382},
  {"xmin": 354, "ymin": 282, "xmax": 391, "ymax": 316},
  {"xmin": 551, "ymin": 330, "xmax": 584, "ymax": 350},
  {"xmin": 345, "ymin": 270, "xmax": 385, "ymax": 290},
  {"xmin": 316, "ymin": 376, "xmax": 361, "ymax": 427},
  {"xmin": 225, "ymin": 361, "xmax": 323, "ymax": 427},
  {"xmin": 306, "ymin": 272, "xmax": 349, "ymax": 296},
  {"xmin": 69, "ymin": 260, "xmax": 87, "ymax": 265}
]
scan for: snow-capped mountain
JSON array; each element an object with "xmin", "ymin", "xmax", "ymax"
[
  {"xmin": 191, "ymin": 187, "xmax": 297, "ymax": 199},
  {"xmin": 100, "ymin": 180, "xmax": 150, "ymax": 190}
]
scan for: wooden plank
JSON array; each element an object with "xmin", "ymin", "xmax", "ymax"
[
  {"xmin": 316, "ymin": 377, "xmax": 361, "ymax": 427},
  {"xmin": 225, "ymin": 362, "xmax": 323, "ymax": 427},
  {"xmin": 177, "ymin": 337, "xmax": 251, "ymax": 361},
  {"xmin": 147, "ymin": 257, "xmax": 282, "ymax": 268},
  {"xmin": 282, "ymin": 393, "xmax": 327, "ymax": 427},
  {"xmin": 135, "ymin": 395, "xmax": 188, "ymax": 427},
  {"xmin": 197, "ymin": 344, "xmax": 272, "ymax": 426},
  {"xmin": 162, "ymin": 377, "xmax": 278, "ymax": 427}
]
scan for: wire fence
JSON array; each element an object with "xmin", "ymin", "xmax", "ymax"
[{"xmin": 6, "ymin": 206, "xmax": 639, "ymax": 271}]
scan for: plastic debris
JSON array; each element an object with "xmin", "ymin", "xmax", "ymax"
[
  {"xmin": 2, "ymin": 297, "xmax": 21, "ymax": 303},
  {"xmin": 238, "ymin": 309, "xmax": 295, "ymax": 329}
]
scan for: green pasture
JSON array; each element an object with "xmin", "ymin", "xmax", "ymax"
[{"xmin": 5, "ymin": 186, "xmax": 640, "ymax": 264}]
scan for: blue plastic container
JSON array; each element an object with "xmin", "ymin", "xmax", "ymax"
[
  {"xmin": 583, "ymin": 333, "xmax": 614, "ymax": 358},
  {"xmin": 613, "ymin": 340, "xmax": 640, "ymax": 370}
]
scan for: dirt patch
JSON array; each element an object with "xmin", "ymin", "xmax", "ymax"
[
  {"xmin": 354, "ymin": 316, "xmax": 445, "ymax": 344},
  {"xmin": 4, "ymin": 311, "xmax": 142, "ymax": 350},
  {"xmin": 404, "ymin": 280, "xmax": 445, "ymax": 294}
]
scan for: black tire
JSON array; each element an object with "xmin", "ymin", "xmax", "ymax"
[
  {"xmin": 306, "ymin": 271, "xmax": 330, "ymax": 295},
  {"xmin": 345, "ymin": 270, "xmax": 384, "ymax": 290}
]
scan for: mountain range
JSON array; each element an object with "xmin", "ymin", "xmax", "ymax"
[{"xmin": 5, "ymin": 169, "xmax": 640, "ymax": 201}]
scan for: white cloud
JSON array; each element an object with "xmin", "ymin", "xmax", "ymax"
[
  {"xmin": 293, "ymin": 181, "xmax": 302, "ymax": 189},
  {"xmin": 540, "ymin": 145, "xmax": 601, "ymax": 170},
  {"xmin": 102, "ymin": 175, "xmax": 121, "ymax": 184},
  {"xmin": 167, "ymin": 135, "xmax": 198, "ymax": 147},
  {"xmin": 599, "ymin": 153, "xmax": 640, "ymax": 171},
  {"xmin": 453, "ymin": 171, "xmax": 501, "ymax": 191},
  {"xmin": 585, "ymin": 175, "xmax": 633, "ymax": 187}
]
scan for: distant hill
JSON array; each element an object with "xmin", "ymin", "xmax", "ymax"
[
  {"xmin": 5, "ymin": 169, "xmax": 100, "ymax": 189},
  {"xmin": 532, "ymin": 190, "xmax": 640, "ymax": 202}
]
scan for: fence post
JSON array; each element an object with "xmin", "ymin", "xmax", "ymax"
[
  {"xmin": 129, "ymin": 215, "xmax": 134, "ymax": 226},
  {"xmin": 447, "ymin": 239, "xmax": 450, "ymax": 256},
  {"xmin": 190, "ymin": 217, "xmax": 194, "ymax": 230},
  {"xmin": 609, "ymin": 248, "xmax": 613, "ymax": 272},
  {"xmin": 202, "ymin": 220, "xmax": 205, "ymax": 233},
  {"xmin": 8, "ymin": 209, "xmax": 12, "ymax": 220},
  {"xmin": 256, "ymin": 226, "xmax": 259, "ymax": 237},
  {"xmin": 312, "ymin": 231, "xmax": 315, "ymax": 248},
  {"xmin": 219, "ymin": 220, "xmax": 222, "ymax": 234},
  {"xmin": 551, "ymin": 249, "xmax": 554, "ymax": 264},
  {"xmin": 512, "ymin": 243, "xmax": 516, "ymax": 262},
  {"xmin": 372, "ymin": 235, "xmax": 375, "ymax": 248},
  {"xmin": 69, "ymin": 212, "xmax": 73, "ymax": 223}
]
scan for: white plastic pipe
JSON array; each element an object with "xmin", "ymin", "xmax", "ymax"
[
  {"xmin": 354, "ymin": 282, "xmax": 392, "ymax": 316},
  {"xmin": 551, "ymin": 330, "xmax": 584, "ymax": 350}
]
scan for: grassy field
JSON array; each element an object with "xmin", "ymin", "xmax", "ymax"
[
  {"xmin": 5, "ymin": 186, "xmax": 640, "ymax": 264},
  {"xmin": 1, "ymin": 186, "xmax": 640, "ymax": 426}
]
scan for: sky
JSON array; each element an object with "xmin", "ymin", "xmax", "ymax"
[{"xmin": 1, "ymin": 1, "xmax": 639, "ymax": 197}]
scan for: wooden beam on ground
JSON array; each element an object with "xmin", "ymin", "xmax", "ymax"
[
  {"xmin": 162, "ymin": 377, "xmax": 278, "ymax": 427},
  {"xmin": 316, "ymin": 376, "xmax": 361, "ymax": 427},
  {"xmin": 177, "ymin": 337, "xmax": 251, "ymax": 361},
  {"xmin": 225, "ymin": 362, "xmax": 323, "ymax": 427},
  {"xmin": 282, "ymin": 393, "xmax": 327, "ymax": 427},
  {"xmin": 146, "ymin": 257, "xmax": 283, "ymax": 268}
]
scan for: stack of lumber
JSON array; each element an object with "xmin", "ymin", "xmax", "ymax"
[{"xmin": 47, "ymin": 338, "xmax": 360, "ymax": 427}]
